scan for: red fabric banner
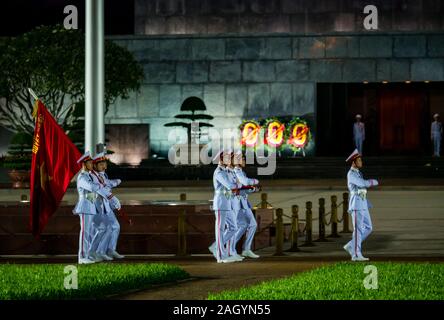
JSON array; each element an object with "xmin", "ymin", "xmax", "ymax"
[{"xmin": 30, "ymin": 100, "xmax": 82, "ymax": 237}]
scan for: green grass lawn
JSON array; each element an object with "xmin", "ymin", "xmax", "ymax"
[
  {"xmin": 0, "ymin": 263, "xmax": 189, "ymax": 299},
  {"xmin": 209, "ymin": 262, "xmax": 444, "ymax": 300}
]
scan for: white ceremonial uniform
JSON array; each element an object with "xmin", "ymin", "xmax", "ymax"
[
  {"xmin": 431, "ymin": 120, "xmax": 442, "ymax": 156},
  {"xmin": 73, "ymin": 169, "xmax": 111, "ymax": 263},
  {"xmin": 353, "ymin": 122, "xmax": 365, "ymax": 155},
  {"xmin": 226, "ymin": 167, "xmax": 241, "ymax": 257},
  {"xmin": 89, "ymin": 170, "xmax": 121, "ymax": 257},
  {"xmin": 212, "ymin": 165, "xmax": 241, "ymax": 262},
  {"xmin": 100, "ymin": 171, "xmax": 122, "ymax": 254},
  {"xmin": 345, "ymin": 167, "xmax": 378, "ymax": 259},
  {"xmin": 230, "ymin": 167, "xmax": 258, "ymax": 255}
]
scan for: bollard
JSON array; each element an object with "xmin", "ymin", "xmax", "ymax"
[
  {"xmin": 287, "ymin": 205, "xmax": 300, "ymax": 252},
  {"xmin": 180, "ymin": 193, "xmax": 187, "ymax": 201},
  {"xmin": 273, "ymin": 208, "xmax": 285, "ymax": 256},
  {"xmin": 329, "ymin": 195, "xmax": 340, "ymax": 238},
  {"xmin": 260, "ymin": 193, "xmax": 268, "ymax": 209},
  {"xmin": 301, "ymin": 201, "xmax": 314, "ymax": 247},
  {"xmin": 315, "ymin": 198, "xmax": 328, "ymax": 242},
  {"xmin": 341, "ymin": 192, "xmax": 352, "ymax": 233},
  {"xmin": 177, "ymin": 210, "xmax": 187, "ymax": 256}
]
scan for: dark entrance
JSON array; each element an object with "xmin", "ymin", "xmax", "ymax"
[{"xmin": 316, "ymin": 82, "xmax": 444, "ymax": 156}]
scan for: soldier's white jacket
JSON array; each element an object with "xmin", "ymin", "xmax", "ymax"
[
  {"xmin": 101, "ymin": 172, "xmax": 121, "ymax": 189},
  {"xmin": 234, "ymin": 166, "xmax": 259, "ymax": 210},
  {"xmin": 99, "ymin": 171, "xmax": 122, "ymax": 211},
  {"xmin": 347, "ymin": 167, "xmax": 378, "ymax": 212},
  {"xmin": 89, "ymin": 170, "xmax": 120, "ymax": 214},
  {"xmin": 212, "ymin": 165, "xmax": 241, "ymax": 211},
  {"xmin": 73, "ymin": 170, "xmax": 112, "ymax": 215},
  {"xmin": 227, "ymin": 168, "xmax": 242, "ymax": 211}
]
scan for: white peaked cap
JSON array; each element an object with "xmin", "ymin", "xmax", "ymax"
[
  {"xmin": 77, "ymin": 151, "xmax": 91, "ymax": 164},
  {"xmin": 213, "ymin": 149, "xmax": 234, "ymax": 162},
  {"xmin": 212, "ymin": 150, "xmax": 224, "ymax": 162},
  {"xmin": 92, "ymin": 152, "xmax": 105, "ymax": 160},
  {"xmin": 92, "ymin": 152, "xmax": 107, "ymax": 163},
  {"xmin": 234, "ymin": 150, "xmax": 242, "ymax": 156},
  {"xmin": 355, "ymin": 114, "xmax": 362, "ymax": 118},
  {"xmin": 346, "ymin": 149, "xmax": 361, "ymax": 163},
  {"xmin": 433, "ymin": 113, "xmax": 440, "ymax": 118}
]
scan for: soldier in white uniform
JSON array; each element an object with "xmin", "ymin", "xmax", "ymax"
[
  {"xmin": 431, "ymin": 114, "xmax": 442, "ymax": 157},
  {"xmin": 210, "ymin": 150, "xmax": 242, "ymax": 263},
  {"xmin": 96, "ymin": 154, "xmax": 124, "ymax": 259},
  {"xmin": 88, "ymin": 153, "xmax": 121, "ymax": 262},
  {"xmin": 226, "ymin": 157, "xmax": 245, "ymax": 262},
  {"xmin": 344, "ymin": 149, "xmax": 379, "ymax": 261},
  {"xmin": 230, "ymin": 151, "xmax": 261, "ymax": 259},
  {"xmin": 353, "ymin": 114, "xmax": 365, "ymax": 155},
  {"xmin": 73, "ymin": 151, "xmax": 114, "ymax": 264}
]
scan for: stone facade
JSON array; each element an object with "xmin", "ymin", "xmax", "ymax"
[
  {"xmin": 106, "ymin": 32, "xmax": 444, "ymax": 157},
  {"xmin": 134, "ymin": 0, "xmax": 444, "ymax": 35}
]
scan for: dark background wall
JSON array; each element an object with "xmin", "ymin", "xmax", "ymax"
[
  {"xmin": 108, "ymin": 32, "xmax": 444, "ymax": 158},
  {"xmin": 2, "ymin": 0, "xmax": 444, "ymax": 163},
  {"xmin": 135, "ymin": 0, "xmax": 444, "ymax": 35}
]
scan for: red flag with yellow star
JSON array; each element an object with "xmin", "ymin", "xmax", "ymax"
[{"xmin": 30, "ymin": 100, "xmax": 82, "ymax": 237}]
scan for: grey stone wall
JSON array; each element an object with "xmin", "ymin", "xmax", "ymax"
[
  {"xmin": 107, "ymin": 33, "xmax": 444, "ymax": 157},
  {"xmin": 135, "ymin": 0, "xmax": 444, "ymax": 35}
]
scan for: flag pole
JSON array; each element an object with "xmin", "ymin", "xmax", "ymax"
[{"xmin": 28, "ymin": 88, "xmax": 39, "ymax": 101}]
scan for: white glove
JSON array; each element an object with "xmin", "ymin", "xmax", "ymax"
[
  {"xmin": 370, "ymin": 179, "xmax": 379, "ymax": 187},
  {"xmin": 96, "ymin": 186, "xmax": 112, "ymax": 199},
  {"xmin": 109, "ymin": 196, "xmax": 121, "ymax": 211}
]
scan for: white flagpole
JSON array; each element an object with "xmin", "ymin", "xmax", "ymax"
[{"xmin": 27, "ymin": 88, "xmax": 39, "ymax": 101}]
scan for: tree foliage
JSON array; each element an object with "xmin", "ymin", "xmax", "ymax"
[{"xmin": 0, "ymin": 25, "xmax": 144, "ymax": 135}]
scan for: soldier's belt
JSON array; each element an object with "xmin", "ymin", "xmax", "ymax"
[
  {"xmin": 215, "ymin": 190, "xmax": 237, "ymax": 199},
  {"xmin": 351, "ymin": 189, "xmax": 367, "ymax": 200},
  {"xmin": 80, "ymin": 193, "xmax": 97, "ymax": 202}
]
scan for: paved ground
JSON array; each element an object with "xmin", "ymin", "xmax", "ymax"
[
  {"xmin": 118, "ymin": 259, "xmax": 334, "ymax": 300},
  {"xmin": 1, "ymin": 179, "xmax": 443, "ymax": 299}
]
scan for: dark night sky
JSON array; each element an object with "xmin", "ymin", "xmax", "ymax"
[{"xmin": 0, "ymin": 0, "xmax": 134, "ymax": 36}]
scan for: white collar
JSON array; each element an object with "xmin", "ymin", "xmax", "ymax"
[{"xmin": 350, "ymin": 167, "xmax": 360, "ymax": 173}]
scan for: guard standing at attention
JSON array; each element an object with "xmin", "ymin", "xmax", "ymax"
[
  {"xmin": 353, "ymin": 114, "xmax": 365, "ymax": 155},
  {"xmin": 431, "ymin": 113, "xmax": 442, "ymax": 157}
]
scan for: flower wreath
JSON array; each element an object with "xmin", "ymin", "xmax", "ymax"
[
  {"xmin": 239, "ymin": 119, "xmax": 261, "ymax": 149},
  {"xmin": 285, "ymin": 117, "xmax": 312, "ymax": 152}
]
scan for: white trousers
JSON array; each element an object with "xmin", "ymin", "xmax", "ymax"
[
  {"xmin": 102, "ymin": 211, "xmax": 121, "ymax": 253},
  {"xmin": 214, "ymin": 209, "xmax": 237, "ymax": 261},
  {"xmin": 89, "ymin": 213, "xmax": 108, "ymax": 255},
  {"xmin": 78, "ymin": 214, "xmax": 94, "ymax": 260},
  {"xmin": 230, "ymin": 208, "xmax": 257, "ymax": 254},
  {"xmin": 354, "ymin": 137, "xmax": 364, "ymax": 155},
  {"xmin": 346, "ymin": 209, "xmax": 373, "ymax": 257},
  {"xmin": 433, "ymin": 135, "xmax": 441, "ymax": 156}
]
